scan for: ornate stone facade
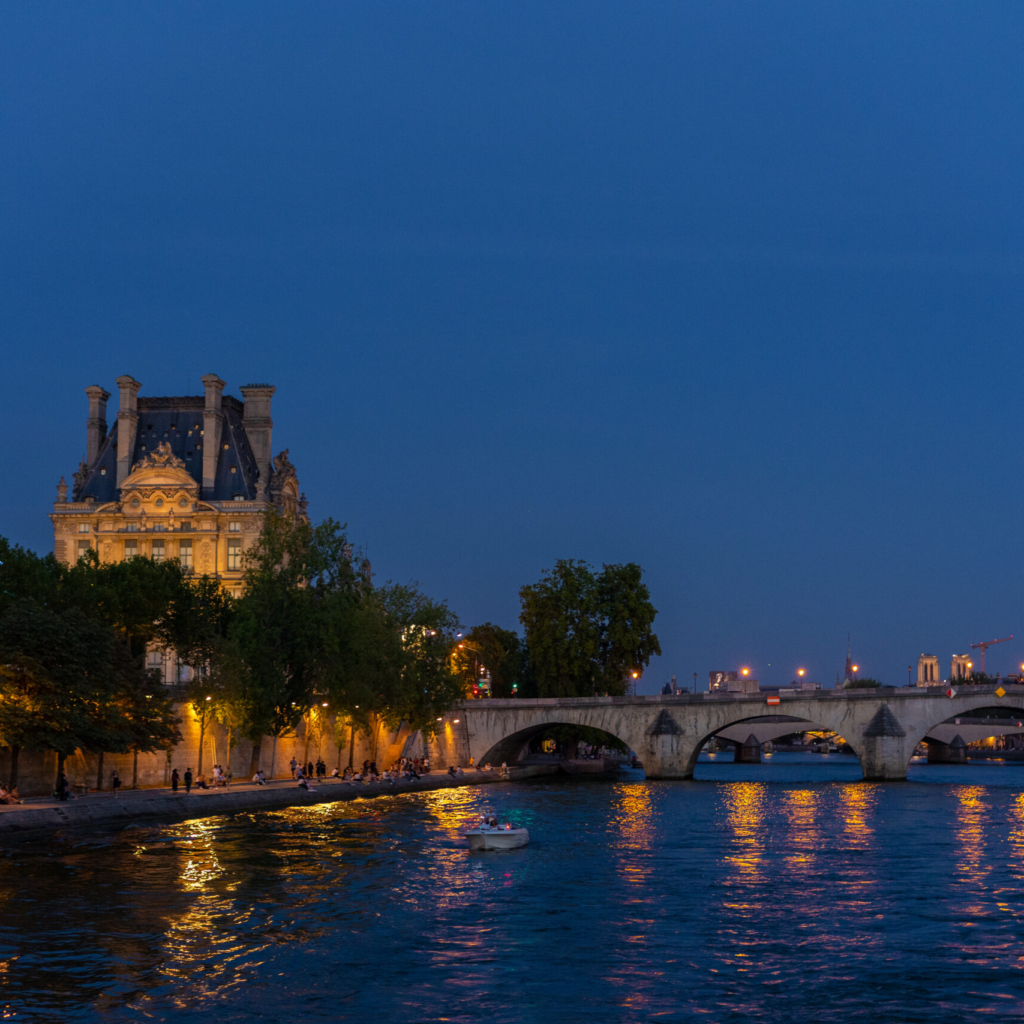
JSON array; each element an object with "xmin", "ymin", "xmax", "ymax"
[{"xmin": 51, "ymin": 374, "xmax": 307, "ymax": 607}]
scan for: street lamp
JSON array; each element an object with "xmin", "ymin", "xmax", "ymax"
[{"xmin": 631, "ymin": 670, "xmax": 640, "ymax": 696}]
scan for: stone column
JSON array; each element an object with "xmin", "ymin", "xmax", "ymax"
[
  {"xmin": 734, "ymin": 734, "xmax": 762, "ymax": 763},
  {"xmin": 239, "ymin": 384, "xmax": 275, "ymax": 500},
  {"xmin": 857, "ymin": 703, "xmax": 911, "ymax": 780},
  {"xmin": 85, "ymin": 385, "xmax": 110, "ymax": 466},
  {"xmin": 638, "ymin": 709, "xmax": 699, "ymax": 778},
  {"xmin": 201, "ymin": 374, "xmax": 225, "ymax": 499},
  {"xmin": 926, "ymin": 735, "xmax": 969, "ymax": 764},
  {"xmin": 115, "ymin": 376, "xmax": 141, "ymax": 487}
]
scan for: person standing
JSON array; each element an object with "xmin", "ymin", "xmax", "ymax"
[
  {"xmin": 111, "ymin": 769, "xmax": 122, "ymax": 799},
  {"xmin": 171, "ymin": 768, "xmax": 180, "ymax": 793},
  {"xmin": 290, "ymin": 757, "xmax": 298, "ymax": 779},
  {"xmin": 184, "ymin": 768, "xmax": 193, "ymax": 794}
]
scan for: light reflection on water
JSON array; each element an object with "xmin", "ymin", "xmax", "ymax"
[{"xmin": 0, "ymin": 756, "xmax": 1023, "ymax": 1022}]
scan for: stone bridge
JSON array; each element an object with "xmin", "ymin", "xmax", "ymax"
[{"xmin": 444, "ymin": 684, "xmax": 1024, "ymax": 781}]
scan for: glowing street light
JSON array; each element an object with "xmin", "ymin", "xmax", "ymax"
[
  {"xmin": 741, "ymin": 667, "xmax": 750, "ymax": 677},
  {"xmin": 631, "ymin": 670, "xmax": 640, "ymax": 696},
  {"xmin": 797, "ymin": 668, "xmax": 805, "ymax": 677}
]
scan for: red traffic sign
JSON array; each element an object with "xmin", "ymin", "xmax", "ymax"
[{"xmin": 766, "ymin": 695, "xmax": 780, "ymax": 705}]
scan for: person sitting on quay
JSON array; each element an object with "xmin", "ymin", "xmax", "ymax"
[
  {"xmin": 330, "ymin": 766, "xmax": 340, "ymax": 778},
  {"xmin": 195, "ymin": 773, "xmax": 209, "ymax": 790},
  {"xmin": 252, "ymin": 769, "xmax": 266, "ymax": 785},
  {"xmin": 3, "ymin": 786, "xmax": 23, "ymax": 805},
  {"xmin": 298, "ymin": 775, "xmax": 316, "ymax": 791}
]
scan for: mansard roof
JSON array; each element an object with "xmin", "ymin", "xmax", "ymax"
[{"xmin": 77, "ymin": 394, "xmax": 261, "ymax": 503}]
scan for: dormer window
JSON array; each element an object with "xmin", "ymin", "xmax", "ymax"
[
  {"xmin": 155, "ymin": 498, "xmax": 164, "ymax": 507},
  {"xmin": 179, "ymin": 498, "xmax": 188, "ymax": 507},
  {"xmin": 131, "ymin": 498, "xmax": 140, "ymax": 508}
]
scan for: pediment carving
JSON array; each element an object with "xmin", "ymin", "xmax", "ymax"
[{"xmin": 121, "ymin": 442, "xmax": 199, "ymax": 494}]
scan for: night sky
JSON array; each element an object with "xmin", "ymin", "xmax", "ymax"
[{"xmin": 4, "ymin": 2, "xmax": 1024, "ymax": 690}]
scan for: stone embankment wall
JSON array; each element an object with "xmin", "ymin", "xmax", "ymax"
[
  {"xmin": 0, "ymin": 706, "xmax": 474, "ymax": 798},
  {"xmin": 0, "ymin": 765, "xmax": 554, "ymax": 838}
]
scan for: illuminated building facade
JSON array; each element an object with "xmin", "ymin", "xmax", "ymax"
[{"xmin": 50, "ymin": 374, "xmax": 307, "ymax": 679}]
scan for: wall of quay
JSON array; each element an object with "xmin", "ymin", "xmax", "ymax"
[
  {"xmin": 0, "ymin": 702, "xmax": 468, "ymax": 798},
  {"xmin": 0, "ymin": 765, "xmax": 554, "ymax": 839}
]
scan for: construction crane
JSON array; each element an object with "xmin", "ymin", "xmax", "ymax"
[{"xmin": 969, "ymin": 635, "xmax": 1013, "ymax": 674}]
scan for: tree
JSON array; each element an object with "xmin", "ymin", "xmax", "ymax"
[
  {"xmin": 0, "ymin": 600, "xmax": 126, "ymax": 789},
  {"xmin": 519, "ymin": 559, "xmax": 661, "ymax": 697},
  {"xmin": 452, "ymin": 623, "xmax": 526, "ymax": 698}
]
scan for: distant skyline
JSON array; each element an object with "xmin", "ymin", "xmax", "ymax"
[{"xmin": 4, "ymin": 2, "xmax": 1024, "ymax": 690}]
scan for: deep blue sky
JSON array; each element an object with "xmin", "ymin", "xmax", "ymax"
[{"xmin": 3, "ymin": 2, "xmax": 1024, "ymax": 690}]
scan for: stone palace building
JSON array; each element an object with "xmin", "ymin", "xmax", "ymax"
[{"xmin": 50, "ymin": 373, "xmax": 306, "ymax": 681}]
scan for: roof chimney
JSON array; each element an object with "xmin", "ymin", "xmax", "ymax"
[
  {"xmin": 239, "ymin": 384, "xmax": 275, "ymax": 501},
  {"xmin": 85, "ymin": 385, "xmax": 110, "ymax": 466},
  {"xmin": 201, "ymin": 374, "xmax": 226, "ymax": 499},
  {"xmin": 114, "ymin": 375, "xmax": 141, "ymax": 486}
]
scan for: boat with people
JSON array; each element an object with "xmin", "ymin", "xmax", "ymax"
[{"xmin": 465, "ymin": 812, "xmax": 530, "ymax": 851}]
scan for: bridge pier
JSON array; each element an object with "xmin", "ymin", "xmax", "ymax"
[
  {"xmin": 926, "ymin": 735, "xmax": 968, "ymax": 764},
  {"xmin": 734, "ymin": 734, "xmax": 762, "ymax": 764}
]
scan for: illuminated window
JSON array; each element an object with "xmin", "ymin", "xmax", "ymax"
[
  {"xmin": 77, "ymin": 540, "xmax": 90, "ymax": 558},
  {"xmin": 78, "ymin": 523, "xmax": 91, "ymax": 533},
  {"xmin": 227, "ymin": 539, "xmax": 242, "ymax": 570},
  {"xmin": 125, "ymin": 539, "xmax": 138, "ymax": 558},
  {"xmin": 125, "ymin": 522, "xmax": 138, "ymax": 532},
  {"xmin": 152, "ymin": 522, "xmax": 165, "ymax": 532},
  {"xmin": 228, "ymin": 521, "xmax": 240, "ymax": 532},
  {"xmin": 152, "ymin": 539, "xmax": 165, "ymax": 563},
  {"xmin": 178, "ymin": 539, "xmax": 193, "ymax": 568}
]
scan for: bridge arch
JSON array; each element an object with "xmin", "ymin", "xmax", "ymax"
[
  {"xmin": 905, "ymin": 697, "xmax": 1024, "ymax": 767},
  {"xmin": 477, "ymin": 720, "xmax": 634, "ymax": 767},
  {"xmin": 686, "ymin": 713, "xmax": 863, "ymax": 778}
]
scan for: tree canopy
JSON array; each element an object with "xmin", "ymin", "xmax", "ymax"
[{"xmin": 519, "ymin": 559, "xmax": 661, "ymax": 697}]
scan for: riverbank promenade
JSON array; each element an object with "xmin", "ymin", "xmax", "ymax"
[{"xmin": 0, "ymin": 766, "xmax": 548, "ymax": 838}]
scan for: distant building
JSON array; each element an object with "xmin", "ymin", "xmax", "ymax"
[
  {"xmin": 709, "ymin": 671, "xmax": 758, "ymax": 694},
  {"xmin": 50, "ymin": 374, "xmax": 307, "ymax": 680},
  {"xmin": 917, "ymin": 653, "xmax": 940, "ymax": 686},
  {"xmin": 951, "ymin": 654, "xmax": 972, "ymax": 680}
]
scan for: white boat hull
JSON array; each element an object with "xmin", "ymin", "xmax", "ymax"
[{"xmin": 465, "ymin": 828, "xmax": 530, "ymax": 851}]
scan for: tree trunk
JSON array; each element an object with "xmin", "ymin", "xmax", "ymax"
[
  {"xmin": 96, "ymin": 751, "xmax": 105, "ymax": 791},
  {"xmin": 348, "ymin": 723, "xmax": 356, "ymax": 769},
  {"xmin": 9, "ymin": 745, "xmax": 20, "ymax": 788},
  {"xmin": 248, "ymin": 738, "xmax": 262, "ymax": 777},
  {"xmin": 370, "ymin": 715, "xmax": 379, "ymax": 762},
  {"xmin": 226, "ymin": 727, "xmax": 233, "ymax": 776},
  {"xmin": 132, "ymin": 749, "xmax": 139, "ymax": 789},
  {"xmin": 270, "ymin": 735, "xmax": 278, "ymax": 779},
  {"xmin": 303, "ymin": 715, "xmax": 310, "ymax": 771},
  {"xmin": 197, "ymin": 720, "xmax": 206, "ymax": 776}
]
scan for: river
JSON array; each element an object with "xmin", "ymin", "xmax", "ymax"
[{"xmin": 2, "ymin": 753, "xmax": 1023, "ymax": 1022}]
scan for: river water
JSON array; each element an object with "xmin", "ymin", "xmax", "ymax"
[{"xmin": 2, "ymin": 753, "xmax": 1024, "ymax": 1023}]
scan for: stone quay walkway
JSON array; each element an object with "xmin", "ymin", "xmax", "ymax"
[{"xmin": 0, "ymin": 766, "xmax": 552, "ymax": 838}]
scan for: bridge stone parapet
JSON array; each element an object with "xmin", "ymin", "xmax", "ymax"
[{"xmin": 453, "ymin": 684, "xmax": 1024, "ymax": 781}]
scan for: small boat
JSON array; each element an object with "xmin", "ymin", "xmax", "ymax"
[{"xmin": 465, "ymin": 814, "xmax": 530, "ymax": 851}]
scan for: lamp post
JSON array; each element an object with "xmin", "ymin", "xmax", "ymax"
[{"xmin": 631, "ymin": 670, "xmax": 640, "ymax": 697}]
